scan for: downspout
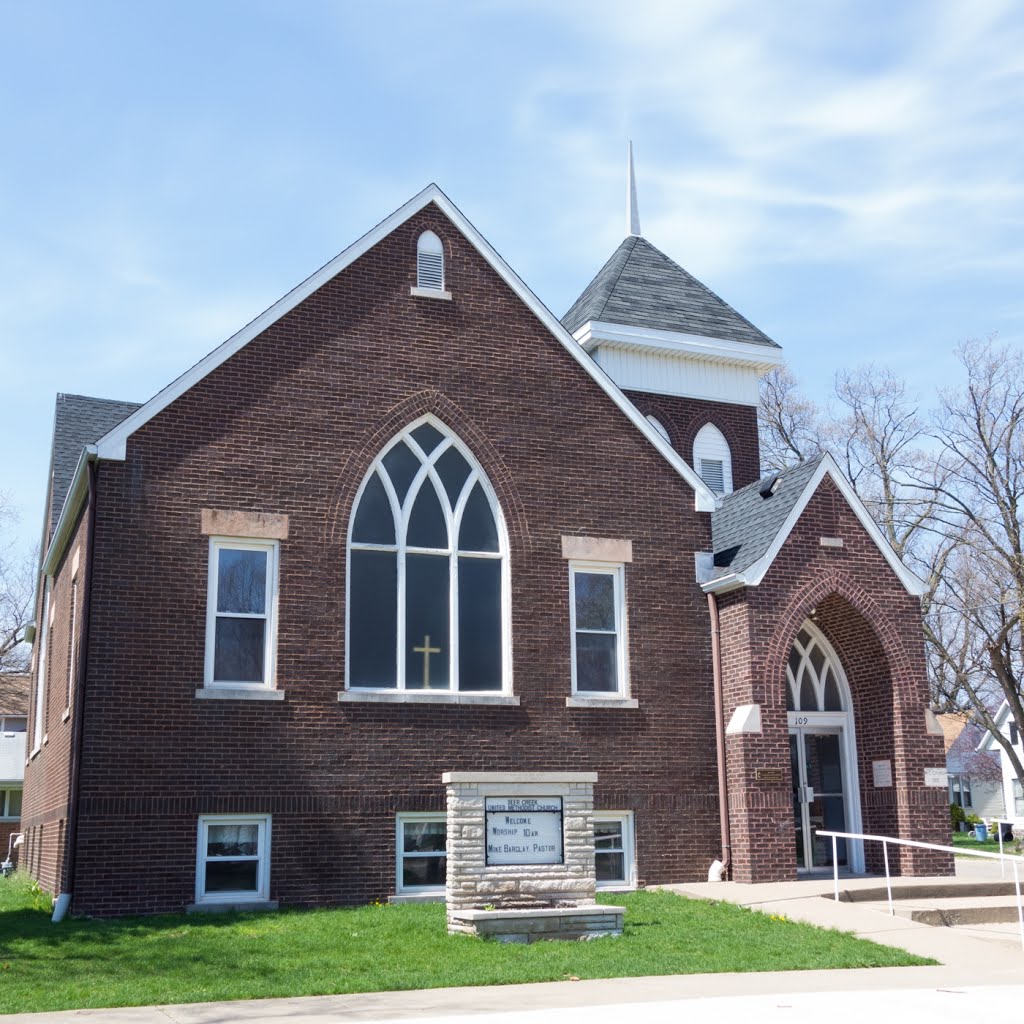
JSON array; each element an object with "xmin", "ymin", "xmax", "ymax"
[
  {"xmin": 707, "ymin": 591, "xmax": 732, "ymax": 881},
  {"xmin": 52, "ymin": 459, "xmax": 98, "ymax": 923}
]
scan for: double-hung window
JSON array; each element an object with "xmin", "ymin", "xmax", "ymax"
[
  {"xmin": 0, "ymin": 789, "xmax": 22, "ymax": 820},
  {"xmin": 204, "ymin": 539, "xmax": 279, "ymax": 689},
  {"xmin": 195, "ymin": 815, "xmax": 271, "ymax": 905},
  {"xmin": 396, "ymin": 813, "xmax": 447, "ymax": 896},
  {"xmin": 569, "ymin": 563, "xmax": 627, "ymax": 696},
  {"xmin": 594, "ymin": 812, "xmax": 635, "ymax": 889}
]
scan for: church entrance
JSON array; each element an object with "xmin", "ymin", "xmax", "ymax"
[{"xmin": 785, "ymin": 622, "xmax": 864, "ymax": 874}]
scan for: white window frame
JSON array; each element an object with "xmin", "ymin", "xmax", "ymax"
[
  {"xmin": 195, "ymin": 814, "xmax": 271, "ymax": 905},
  {"xmin": 0, "ymin": 716, "xmax": 27, "ymax": 735},
  {"xmin": 594, "ymin": 811, "xmax": 636, "ymax": 890},
  {"xmin": 0, "ymin": 787, "xmax": 22, "ymax": 820},
  {"xmin": 65, "ymin": 575, "xmax": 78, "ymax": 714},
  {"xmin": 692, "ymin": 423, "xmax": 733, "ymax": 495},
  {"xmin": 32, "ymin": 579, "xmax": 52, "ymax": 753},
  {"xmin": 204, "ymin": 538, "xmax": 280, "ymax": 690},
  {"xmin": 395, "ymin": 812, "xmax": 447, "ymax": 896},
  {"xmin": 345, "ymin": 416, "xmax": 512, "ymax": 696},
  {"xmin": 569, "ymin": 561, "xmax": 628, "ymax": 698}
]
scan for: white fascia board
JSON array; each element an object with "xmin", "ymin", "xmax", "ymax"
[
  {"xmin": 573, "ymin": 320, "xmax": 784, "ymax": 374},
  {"xmin": 93, "ymin": 186, "xmax": 716, "ymax": 512},
  {"xmin": 42, "ymin": 446, "xmax": 96, "ymax": 576},
  {"xmin": 740, "ymin": 455, "xmax": 928, "ymax": 596},
  {"xmin": 701, "ymin": 572, "xmax": 748, "ymax": 595}
]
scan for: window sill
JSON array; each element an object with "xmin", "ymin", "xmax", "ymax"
[
  {"xmin": 409, "ymin": 286, "xmax": 452, "ymax": 301},
  {"xmin": 338, "ymin": 691, "xmax": 520, "ymax": 706},
  {"xmin": 195, "ymin": 687, "xmax": 286, "ymax": 701},
  {"xmin": 61, "ymin": 708, "xmax": 71, "ymax": 723},
  {"xmin": 389, "ymin": 892, "xmax": 445, "ymax": 904},
  {"xmin": 596, "ymin": 884, "xmax": 637, "ymax": 893},
  {"xmin": 186, "ymin": 900, "xmax": 278, "ymax": 914},
  {"xmin": 565, "ymin": 696, "xmax": 639, "ymax": 709}
]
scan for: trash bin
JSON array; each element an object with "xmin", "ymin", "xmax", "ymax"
[{"xmin": 975, "ymin": 823, "xmax": 989, "ymax": 842}]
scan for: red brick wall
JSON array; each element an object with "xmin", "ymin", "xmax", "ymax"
[
  {"xmin": 21, "ymin": 507, "xmax": 90, "ymax": 896},
  {"xmin": 64, "ymin": 203, "xmax": 727, "ymax": 915},
  {"xmin": 623, "ymin": 392, "xmax": 761, "ymax": 489},
  {"xmin": 720, "ymin": 476, "xmax": 950, "ymax": 881}
]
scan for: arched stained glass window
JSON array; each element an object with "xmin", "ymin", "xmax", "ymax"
[
  {"xmin": 347, "ymin": 417, "xmax": 507, "ymax": 693},
  {"xmin": 785, "ymin": 624, "xmax": 848, "ymax": 713}
]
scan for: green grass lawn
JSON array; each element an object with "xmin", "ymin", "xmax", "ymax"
[
  {"xmin": 950, "ymin": 831, "xmax": 1017, "ymax": 856},
  {"xmin": 0, "ymin": 873, "xmax": 931, "ymax": 1015}
]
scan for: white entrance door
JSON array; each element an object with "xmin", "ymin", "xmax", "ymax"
[{"xmin": 790, "ymin": 727, "xmax": 848, "ymax": 870}]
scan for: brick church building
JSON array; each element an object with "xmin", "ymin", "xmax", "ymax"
[{"xmin": 21, "ymin": 167, "xmax": 949, "ymax": 916}]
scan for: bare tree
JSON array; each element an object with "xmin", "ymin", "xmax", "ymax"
[
  {"xmin": 758, "ymin": 365, "xmax": 823, "ymax": 471},
  {"xmin": 924, "ymin": 339, "xmax": 1024, "ymax": 785},
  {"xmin": 0, "ymin": 494, "xmax": 34, "ymax": 673}
]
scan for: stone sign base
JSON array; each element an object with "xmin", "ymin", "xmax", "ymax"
[{"xmin": 449, "ymin": 904, "xmax": 626, "ymax": 943}]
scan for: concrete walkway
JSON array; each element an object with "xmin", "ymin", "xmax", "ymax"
[{"xmin": 8, "ymin": 864, "xmax": 1024, "ymax": 1023}]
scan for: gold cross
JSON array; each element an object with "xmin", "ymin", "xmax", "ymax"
[{"xmin": 412, "ymin": 635, "xmax": 442, "ymax": 689}]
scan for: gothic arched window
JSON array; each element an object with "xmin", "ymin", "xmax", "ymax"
[
  {"xmin": 785, "ymin": 625, "xmax": 846, "ymax": 712},
  {"xmin": 346, "ymin": 418, "xmax": 507, "ymax": 693},
  {"xmin": 692, "ymin": 423, "xmax": 733, "ymax": 495}
]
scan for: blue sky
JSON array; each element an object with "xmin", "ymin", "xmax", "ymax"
[{"xmin": 2, "ymin": 1, "xmax": 1022, "ymax": 553}]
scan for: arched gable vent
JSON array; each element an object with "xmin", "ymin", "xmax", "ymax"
[
  {"xmin": 692, "ymin": 423, "xmax": 732, "ymax": 495},
  {"xmin": 416, "ymin": 231, "xmax": 445, "ymax": 291},
  {"xmin": 646, "ymin": 415, "xmax": 671, "ymax": 445}
]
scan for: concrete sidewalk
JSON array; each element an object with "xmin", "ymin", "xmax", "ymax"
[{"xmin": 8, "ymin": 867, "xmax": 1023, "ymax": 1023}]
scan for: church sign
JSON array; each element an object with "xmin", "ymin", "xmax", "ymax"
[{"xmin": 485, "ymin": 797, "xmax": 563, "ymax": 865}]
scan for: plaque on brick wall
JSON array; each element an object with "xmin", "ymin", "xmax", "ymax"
[
  {"xmin": 872, "ymin": 760, "xmax": 892, "ymax": 787},
  {"xmin": 755, "ymin": 768, "xmax": 783, "ymax": 782},
  {"xmin": 924, "ymin": 767, "xmax": 947, "ymax": 788},
  {"xmin": 485, "ymin": 797, "xmax": 563, "ymax": 865}
]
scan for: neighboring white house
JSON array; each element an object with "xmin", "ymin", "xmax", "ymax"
[
  {"xmin": 937, "ymin": 713, "xmax": 1005, "ymax": 821},
  {"xmin": 978, "ymin": 702, "xmax": 1024, "ymax": 822}
]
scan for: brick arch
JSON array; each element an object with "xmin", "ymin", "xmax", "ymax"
[
  {"xmin": 323, "ymin": 388, "xmax": 531, "ymax": 553},
  {"xmin": 764, "ymin": 570, "xmax": 919, "ymax": 709},
  {"xmin": 625, "ymin": 395, "xmax": 687, "ymax": 453}
]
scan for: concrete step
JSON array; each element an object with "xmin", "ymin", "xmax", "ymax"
[{"xmin": 830, "ymin": 881, "xmax": 1019, "ymax": 903}]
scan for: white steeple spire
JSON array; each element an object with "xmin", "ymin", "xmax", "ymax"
[{"xmin": 627, "ymin": 141, "xmax": 641, "ymax": 237}]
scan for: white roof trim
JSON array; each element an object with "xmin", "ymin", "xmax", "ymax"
[
  {"xmin": 573, "ymin": 320, "xmax": 784, "ymax": 373},
  {"xmin": 92, "ymin": 184, "xmax": 716, "ymax": 513},
  {"xmin": 978, "ymin": 701, "xmax": 1010, "ymax": 751},
  {"xmin": 42, "ymin": 445, "xmax": 96, "ymax": 577},
  {"xmin": 701, "ymin": 453, "xmax": 928, "ymax": 597}
]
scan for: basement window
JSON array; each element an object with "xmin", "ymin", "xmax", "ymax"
[{"xmin": 195, "ymin": 815, "xmax": 271, "ymax": 905}]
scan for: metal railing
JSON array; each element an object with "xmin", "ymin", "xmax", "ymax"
[{"xmin": 817, "ymin": 828, "xmax": 1024, "ymax": 952}]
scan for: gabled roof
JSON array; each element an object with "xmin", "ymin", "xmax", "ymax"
[
  {"xmin": 48, "ymin": 394, "xmax": 141, "ymax": 537},
  {"xmin": 704, "ymin": 453, "xmax": 928, "ymax": 597},
  {"xmin": 562, "ymin": 235, "xmax": 779, "ymax": 349},
  {"xmin": 711, "ymin": 457, "xmax": 824, "ymax": 575},
  {"xmin": 39, "ymin": 186, "xmax": 718, "ymax": 577}
]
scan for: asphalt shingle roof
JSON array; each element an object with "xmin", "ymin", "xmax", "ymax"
[
  {"xmin": 49, "ymin": 394, "xmax": 141, "ymax": 537},
  {"xmin": 562, "ymin": 235, "xmax": 780, "ymax": 348},
  {"xmin": 711, "ymin": 456, "xmax": 824, "ymax": 577}
]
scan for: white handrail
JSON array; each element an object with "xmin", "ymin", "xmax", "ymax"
[{"xmin": 817, "ymin": 828, "xmax": 1024, "ymax": 952}]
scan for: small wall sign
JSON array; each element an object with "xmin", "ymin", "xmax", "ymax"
[
  {"xmin": 872, "ymin": 760, "xmax": 892, "ymax": 788},
  {"xmin": 755, "ymin": 768, "xmax": 783, "ymax": 782},
  {"xmin": 924, "ymin": 767, "xmax": 948, "ymax": 788},
  {"xmin": 485, "ymin": 797, "xmax": 564, "ymax": 865}
]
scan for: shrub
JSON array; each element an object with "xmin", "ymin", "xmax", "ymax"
[{"xmin": 950, "ymin": 803, "xmax": 966, "ymax": 830}]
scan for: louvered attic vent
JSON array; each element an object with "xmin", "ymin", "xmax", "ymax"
[
  {"xmin": 700, "ymin": 458, "xmax": 725, "ymax": 495},
  {"xmin": 416, "ymin": 231, "xmax": 445, "ymax": 291}
]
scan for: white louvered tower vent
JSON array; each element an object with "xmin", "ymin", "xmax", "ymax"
[
  {"xmin": 693, "ymin": 423, "xmax": 733, "ymax": 495},
  {"xmin": 417, "ymin": 231, "xmax": 445, "ymax": 291},
  {"xmin": 699, "ymin": 459, "xmax": 725, "ymax": 494}
]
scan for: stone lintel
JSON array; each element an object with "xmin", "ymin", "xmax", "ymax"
[
  {"xmin": 561, "ymin": 536, "xmax": 633, "ymax": 563},
  {"xmin": 443, "ymin": 771, "xmax": 598, "ymax": 785},
  {"xmin": 201, "ymin": 508, "xmax": 289, "ymax": 540}
]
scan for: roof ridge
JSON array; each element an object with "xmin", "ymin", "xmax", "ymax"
[{"xmin": 591, "ymin": 235, "xmax": 639, "ymax": 324}]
